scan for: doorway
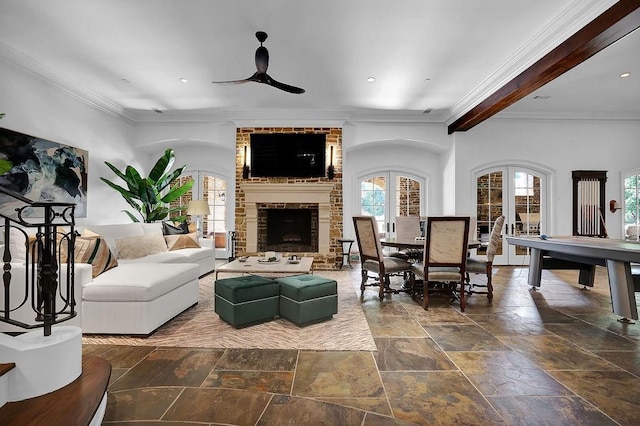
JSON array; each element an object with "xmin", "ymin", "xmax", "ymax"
[
  {"xmin": 475, "ymin": 166, "xmax": 548, "ymax": 265},
  {"xmin": 176, "ymin": 171, "xmax": 229, "ymax": 258}
]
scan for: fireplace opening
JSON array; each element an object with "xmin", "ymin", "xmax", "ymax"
[{"xmin": 258, "ymin": 208, "xmax": 318, "ymax": 252}]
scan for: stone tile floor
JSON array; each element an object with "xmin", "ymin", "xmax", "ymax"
[{"xmin": 84, "ymin": 266, "xmax": 640, "ymax": 425}]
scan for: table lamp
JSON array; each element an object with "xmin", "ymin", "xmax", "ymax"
[{"xmin": 186, "ymin": 200, "xmax": 210, "ymax": 238}]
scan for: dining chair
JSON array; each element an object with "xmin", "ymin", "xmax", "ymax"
[
  {"xmin": 465, "ymin": 215, "xmax": 505, "ymax": 300},
  {"xmin": 352, "ymin": 216, "xmax": 413, "ymax": 300},
  {"xmin": 390, "ymin": 215, "xmax": 423, "ymax": 261},
  {"xmin": 409, "ymin": 216, "xmax": 470, "ymax": 311}
]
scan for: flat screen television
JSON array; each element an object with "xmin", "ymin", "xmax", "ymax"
[{"xmin": 250, "ymin": 133, "xmax": 326, "ymax": 178}]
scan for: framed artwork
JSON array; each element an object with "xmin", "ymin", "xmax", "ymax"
[{"xmin": 0, "ymin": 127, "xmax": 88, "ymax": 217}]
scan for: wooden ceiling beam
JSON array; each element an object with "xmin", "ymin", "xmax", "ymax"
[{"xmin": 448, "ymin": 0, "xmax": 640, "ymax": 134}]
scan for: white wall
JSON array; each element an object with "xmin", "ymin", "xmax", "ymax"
[
  {"xmin": 0, "ymin": 57, "xmax": 139, "ymax": 225},
  {"xmin": 342, "ymin": 122, "xmax": 450, "ymax": 240},
  {"xmin": 453, "ymin": 118, "xmax": 640, "ymax": 238}
]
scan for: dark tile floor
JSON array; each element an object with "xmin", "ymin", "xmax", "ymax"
[{"xmin": 84, "ymin": 266, "xmax": 640, "ymax": 425}]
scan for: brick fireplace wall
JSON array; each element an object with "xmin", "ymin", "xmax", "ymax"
[{"xmin": 234, "ymin": 127, "xmax": 343, "ymax": 270}]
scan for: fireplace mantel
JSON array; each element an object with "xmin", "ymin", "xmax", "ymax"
[{"xmin": 242, "ymin": 183, "xmax": 334, "ymax": 254}]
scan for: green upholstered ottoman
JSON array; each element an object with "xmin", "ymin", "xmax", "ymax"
[
  {"xmin": 276, "ymin": 274, "xmax": 338, "ymax": 326},
  {"xmin": 215, "ymin": 275, "xmax": 279, "ymax": 327}
]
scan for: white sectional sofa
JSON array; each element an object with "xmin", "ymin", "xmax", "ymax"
[
  {"xmin": 1, "ymin": 222, "xmax": 215, "ymax": 335},
  {"xmin": 83, "ymin": 222, "xmax": 215, "ymax": 278}
]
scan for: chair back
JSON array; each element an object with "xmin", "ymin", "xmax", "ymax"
[
  {"xmin": 395, "ymin": 216, "xmax": 421, "ymax": 241},
  {"xmin": 353, "ymin": 216, "xmax": 384, "ymax": 263},
  {"xmin": 486, "ymin": 215, "xmax": 505, "ymax": 261},
  {"xmin": 423, "ymin": 216, "xmax": 470, "ymax": 271}
]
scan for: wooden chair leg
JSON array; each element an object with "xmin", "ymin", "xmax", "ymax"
[
  {"xmin": 422, "ymin": 279, "xmax": 429, "ymax": 310},
  {"xmin": 360, "ymin": 270, "xmax": 367, "ymax": 294},
  {"xmin": 376, "ymin": 273, "xmax": 391, "ymax": 300},
  {"xmin": 486, "ymin": 263, "xmax": 493, "ymax": 300}
]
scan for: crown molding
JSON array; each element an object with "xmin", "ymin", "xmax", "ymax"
[
  {"xmin": 447, "ymin": 0, "xmax": 618, "ymax": 124},
  {"xmin": 0, "ymin": 41, "xmax": 136, "ymax": 123},
  {"xmin": 494, "ymin": 110, "xmax": 640, "ymax": 121}
]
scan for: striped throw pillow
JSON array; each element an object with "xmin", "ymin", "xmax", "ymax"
[{"xmin": 61, "ymin": 231, "xmax": 118, "ymax": 278}]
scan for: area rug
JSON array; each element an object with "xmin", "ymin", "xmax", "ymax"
[{"xmin": 82, "ymin": 270, "xmax": 376, "ymax": 351}]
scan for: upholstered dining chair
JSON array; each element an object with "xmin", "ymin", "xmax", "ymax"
[
  {"xmin": 352, "ymin": 216, "xmax": 413, "ymax": 300},
  {"xmin": 465, "ymin": 215, "xmax": 505, "ymax": 301},
  {"xmin": 409, "ymin": 216, "xmax": 470, "ymax": 311},
  {"xmin": 389, "ymin": 215, "xmax": 423, "ymax": 261}
]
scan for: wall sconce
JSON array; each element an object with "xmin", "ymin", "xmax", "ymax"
[
  {"xmin": 187, "ymin": 200, "xmax": 211, "ymax": 238},
  {"xmin": 242, "ymin": 145, "xmax": 250, "ymax": 179},
  {"xmin": 609, "ymin": 199, "xmax": 622, "ymax": 213},
  {"xmin": 327, "ymin": 145, "xmax": 335, "ymax": 180}
]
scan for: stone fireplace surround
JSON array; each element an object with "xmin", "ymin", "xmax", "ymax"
[
  {"xmin": 234, "ymin": 127, "xmax": 343, "ymax": 269},
  {"xmin": 242, "ymin": 183, "xmax": 334, "ymax": 254}
]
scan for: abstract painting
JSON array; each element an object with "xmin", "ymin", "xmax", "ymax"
[{"xmin": 0, "ymin": 127, "xmax": 88, "ymax": 217}]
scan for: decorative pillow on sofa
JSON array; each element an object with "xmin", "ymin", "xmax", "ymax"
[
  {"xmin": 60, "ymin": 229, "xmax": 118, "ymax": 278},
  {"xmin": 115, "ymin": 233, "xmax": 168, "ymax": 259},
  {"xmin": 162, "ymin": 221, "xmax": 189, "ymax": 235},
  {"xmin": 6, "ymin": 226, "xmax": 69, "ymax": 265},
  {"xmin": 164, "ymin": 232, "xmax": 201, "ymax": 251}
]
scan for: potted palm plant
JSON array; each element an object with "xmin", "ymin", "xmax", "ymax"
[{"xmin": 101, "ymin": 148, "xmax": 193, "ymax": 222}]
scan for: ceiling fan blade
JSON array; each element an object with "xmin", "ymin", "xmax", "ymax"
[
  {"xmin": 212, "ymin": 73, "xmax": 259, "ymax": 85},
  {"xmin": 263, "ymin": 73, "xmax": 305, "ymax": 94}
]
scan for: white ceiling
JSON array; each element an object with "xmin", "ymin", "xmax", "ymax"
[{"xmin": 0, "ymin": 0, "xmax": 637, "ymax": 124}]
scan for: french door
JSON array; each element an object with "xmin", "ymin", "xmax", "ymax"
[
  {"xmin": 177, "ymin": 171, "xmax": 229, "ymax": 257},
  {"xmin": 360, "ymin": 171, "xmax": 425, "ymax": 237},
  {"xmin": 475, "ymin": 166, "xmax": 547, "ymax": 265}
]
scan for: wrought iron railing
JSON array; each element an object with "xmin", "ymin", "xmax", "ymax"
[{"xmin": 0, "ymin": 185, "xmax": 76, "ymax": 336}]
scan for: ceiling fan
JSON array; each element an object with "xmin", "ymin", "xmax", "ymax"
[{"xmin": 212, "ymin": 31, "xmax": 305, "ymax": 94}]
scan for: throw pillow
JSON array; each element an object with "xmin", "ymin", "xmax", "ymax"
[
  {"xmin": 6, "ymin": 227, "xmax": 68, "ymax": 265},
  {"xmin": 162, "ymin": 221, "xmax": 189, "ymax": 235},
  {"xmin": 84, "ymin": 223, "xmax": 144, "ymax": 259},
  {"xmin": 115, "ymin": 233, "xmax": 168, "ymax": 259},
  {"xmin": 7, "ymin": 226, "xmax": 28, "ymax": 264},
  {"xmin": 60, "ymin": 230, "xmax": 118, "ymax": 278},
  {"xmin": 164, "ymin": 232, "xmax": 201, "ymax": 251}
]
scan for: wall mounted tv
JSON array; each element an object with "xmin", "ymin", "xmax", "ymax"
[{"xmin": 250, "ymin": 133, "xmax": 326, "ymax": 178}]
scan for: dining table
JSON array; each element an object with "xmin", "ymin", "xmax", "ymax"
[
  {"xmin": 380, "ymin": 237, "xmax": 483, "ymax": 295},
  {"xmin": 380, "ymin": 237, "xmax": 482, "ymax": 250}
]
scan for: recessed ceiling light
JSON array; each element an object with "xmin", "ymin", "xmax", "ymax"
[
  {"xmin": 179, "ymin": 78, "xmax": 189, "ymax": 83},
  {"xmin": 620, "ymin": 72, "xmax": 631, "ymax": 78},
  {"xmin": 533, "ymin": 95, "xmax": 551, "ymax": 100},
  {"xmin": 121, "ymin": 78, "xmax": 130, "ymax": 83},
  {"xmin": 152, "ymin": 108, "xmax": 163, "ymax": 114},
  {"xmin": 367, "ymin": 77, "xmax": 376, "ymax": 83}
]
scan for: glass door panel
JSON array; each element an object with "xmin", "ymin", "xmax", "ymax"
[
  {"xmin": 476, "ymin": 170, "xmax": 505, "ymax": 263},
  {"xmin": 201, "ymin": 175, "xmax": 227, "ymax": 241},
  {"xmin": 624, "ymin": 171, "xmax": 640, "ymax": 241},
  {"xmin": 508, "ymin": 168, "xmax": 543, "ymax": 264},
  {"xmin": 361, "ymin": 175, "xmax": 387, "ymax": 236},
  {"xmin": 395, "ymin": 175, "xmax": 421, "ymax": 218}
]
